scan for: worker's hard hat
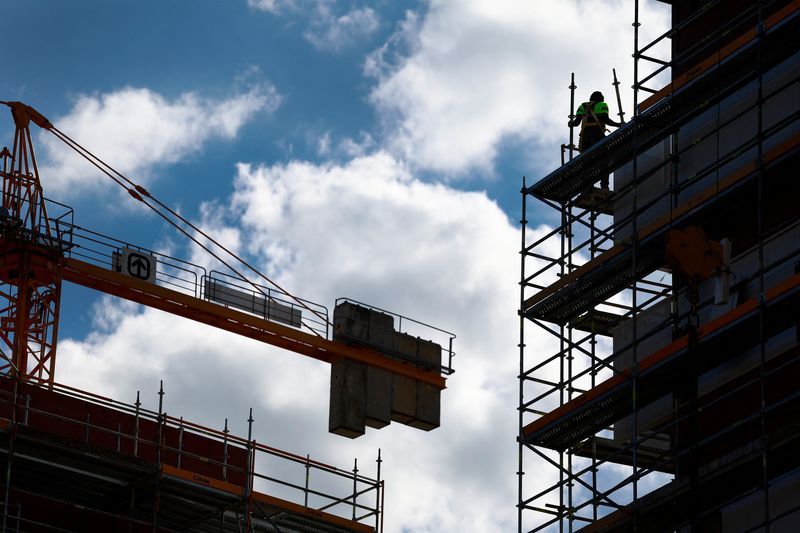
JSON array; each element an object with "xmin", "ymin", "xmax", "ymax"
[{"xmin": 590, "ymin": 91, "xmax": 604, "ymax": 102}]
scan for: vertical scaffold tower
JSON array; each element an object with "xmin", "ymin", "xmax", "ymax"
[{"xmin": 518, "ymin": 0, "xmax": 800, "ymax": 530}]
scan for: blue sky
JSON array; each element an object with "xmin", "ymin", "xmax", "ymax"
[{"xmin": 2, "ymin": 1, "xmax": 670, "ymax": 530}]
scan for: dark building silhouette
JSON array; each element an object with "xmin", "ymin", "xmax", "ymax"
[{"xmin": 519, "ymin": 1, "xmax": 800, "ymax": 530}]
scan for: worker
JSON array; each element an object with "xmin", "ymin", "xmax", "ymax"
[{"xmin": 569, "ymin": 91, "xmax": 623, "ymax": 189}]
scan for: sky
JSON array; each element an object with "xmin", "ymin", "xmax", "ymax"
[{"xmin": 2, "ymin": 1, "xmax": 670, "ymax": 531}]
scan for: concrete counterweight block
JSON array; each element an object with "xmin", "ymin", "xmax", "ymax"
[
  {"xmin": 391, "ymin": 333, "xmax": 443, "ymax": 430},
  {"xmin": 330, "ymin": 301, "xmax": 444, "ymax": 434},
  {"xmin": 332, "ymin": 302, "xmax": 394, "ymax": 351},
  {"xmin": 368, "ymin": 309, "xmax": 394, "ymax": 351},
  {"xmin": 391, "ymin": 332, "xmax": 419, "ymax": 424},
  {"xmin": 365, "ymin": 365, "xmax": 392, "ymax": 429},
  {"xmin": 333, "ymin": 302, "xmax": 370, "ymax": 343},
  {"xmin": 329, "ymin": 358, "xmax": 367, "ymax": 439},
  {"xmin": 411, "ymin": 339, "xmax": 442, "ymax": 431}
]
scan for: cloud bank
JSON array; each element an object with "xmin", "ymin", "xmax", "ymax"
[
  {"xmin": 57, "ymin": 150, "xmax": 569, "ymax": 530},
  {"xmin": 368, "ymin": 0, "xmax": 670, "ymax": 176},
  {"xmin": 249, "ymin": 0, "xmax": 380, "ymax": 52},
  {"xmin": 39, "ymin": 83, "xmax": 281, "ymax": 195}
]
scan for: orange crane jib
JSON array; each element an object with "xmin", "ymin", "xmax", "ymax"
[{"xmin": 0, "ymin": 102, "xmax": 451, "ymax": 436}]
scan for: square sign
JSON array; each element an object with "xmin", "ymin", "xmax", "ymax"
[{"xmin": 117, "ymin": 248, "xmax": 157, "ymax": 284}]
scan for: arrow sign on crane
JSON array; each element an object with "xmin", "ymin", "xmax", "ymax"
[{"xmin": 116, "ymin": 248, "xmax": 157, "ymax": 283}]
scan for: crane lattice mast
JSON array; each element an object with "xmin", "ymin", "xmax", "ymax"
[{"xmin": 0, "ymin": 102, "xmax": 65, "ymax": 384}]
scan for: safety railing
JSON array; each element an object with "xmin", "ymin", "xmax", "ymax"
[
  {"xmin": 335, "ymin": 297, "xmax": 456, "ymax": 375},
  {"xmin": 205, "ymin": 269, "xmax": 329, "ymax": 339},
  {"xmin": 60, "ymin": 222, "xmax": 331, "ymax": 339},
  {"xmin": 0, "ymin": 375, "xmax": 383, "ymax": 531}
]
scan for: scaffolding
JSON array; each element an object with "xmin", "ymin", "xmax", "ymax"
[
  {"xmin": 518, "ymin": 0, "xmax": 800, "ymax": 531},
  {"xmin": 0, "ymin": 375, "xmax": 383, "ymax": 532}
]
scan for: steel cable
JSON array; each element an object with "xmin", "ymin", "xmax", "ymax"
[{"xmin": 48, "ymin": 126, "xmax": 330, "ymax": 333}]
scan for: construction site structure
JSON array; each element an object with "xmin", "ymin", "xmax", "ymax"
[
  {"xmin": 518, "ymin": 0, "xmax": 800, "ymax": 531},
  {"xmin": 0, "ymin": 100, "xmax": 455, "ymax": 440},
  {"xmin": 0, "ymin": 374, "xmax": 383, "ymax": 531},
  {"xmin": 0, "ymin": 93, "xmax": 455, "ymax": 525}
]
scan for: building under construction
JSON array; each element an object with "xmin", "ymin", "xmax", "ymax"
[
  {"xmin": 519, "ymin": 0, "xmax": 800, "ymax": 531},
  {"xmin": 0, "ymin": 375, "xmax": 384, "ymax": 532}
]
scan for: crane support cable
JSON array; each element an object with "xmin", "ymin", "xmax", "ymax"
[{"xmin": 46, "ymin": 126, "xmax": 330, "ymax": 333}]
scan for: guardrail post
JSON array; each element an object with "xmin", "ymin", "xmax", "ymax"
[
  {"xmin": 177, "ymin": 417, "xmax": 184, "ymax": 469},
  {"xmin": 375, "ymin": 449, "xmax": 382, "ymax": 531},
  {"xmin": 133, "ymin": 391, "xmax": 141, "ymax": 457},
  {"xmin": 304, "ymin": 454, "xmax": 311, "ymax": 507},
  {"xmin": 153, "ymin": 381, "xmax": 164, "ymax": 527},
  {"xmin": 244, "ymin": 408, "xmax": 254, "ymax": 532},
  {"xmin": 222, "ymin": 418, "xmax": 229, "ymax": 481},
  {"xmin": 352, "ymin": 458, "xmax": 358, "ymax": 520}
]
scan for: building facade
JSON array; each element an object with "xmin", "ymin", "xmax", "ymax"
[{"xmin": 519, "ymin": 1, "xmax": 800, "ymax": 531}]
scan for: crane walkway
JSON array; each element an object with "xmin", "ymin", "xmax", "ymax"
[{"xmin": 62, "ymin": 257, "xmax": 446, "ymax": 389}]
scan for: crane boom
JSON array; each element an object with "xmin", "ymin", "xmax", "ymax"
[
  {"xmin": 62, "ymin": 256, "xmax": 446, "ymax": 388},
  {"xmin": 0, "ymin": 101, "xmax": 453, "ymax": 436}
]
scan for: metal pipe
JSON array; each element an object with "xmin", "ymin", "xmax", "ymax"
[
  {"xmin": 222, "ymin": 418, "xmax": 229, "ymax": 481},
  {"xmin": 612, "ymin": 68, "xmax": 625, "ymax": 124},
  {"xmin": 153, "ymin": 381, "xmax": 164, "ymax": 528},
  {"xmin": 244, "ymin": 408, "xmax": 254, "ymax": 532},
  {"xmin": 177, "ymin": 417, "xmax": 184, "ymax": 469},
  {"xmin": 569, "ymin": 73, "xmax": 577, "ymax": 161},
  {"xmin": 375, "ymin": 449, "xmax": 383, "ymax": 532},
  {"xmin": 304, "ymin": 454, "xmax": 311, "ymax": 508},
  {"xmin": 352, "ymin": 458, "xmax": 358, "ymax": 521},
  {"xmin": 133, "ymin": 391, "xmax": 140, "ymax": 457}
]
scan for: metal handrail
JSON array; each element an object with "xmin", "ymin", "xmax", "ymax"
[
  {"xmin": 335, "ymin": 297, "xmax": 457, "ymax": 375},
  {"xmin": 0, "ymin": 375, "xmax": 383, "ymax": 529}
]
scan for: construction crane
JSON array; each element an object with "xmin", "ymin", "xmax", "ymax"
[{"xmin": 0, "ymin": 101, "xmax": 454, "ymax": 437}]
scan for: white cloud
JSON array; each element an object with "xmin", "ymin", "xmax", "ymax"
[
  {"xmin": 317, "ymin": 130, "xmax": 332, "ymax": 156},
  {"xmin": 367, "ymin": 0, "xmax": 671, "ymax": 176},
  {"xmin": 57, "ymin": 151, "xmax": 565, "ymax": 531},
  {"xmin": 304, "ymin": 5, "xmax": 380, "ymax": 52},
  {"xmin": 39, "ymin": 83, "xmax": 282, "ymax": 195},
  {"xmin": 247, "ymin": 0, "xmax": 295, "ymax": 14},
  {"xmin": 248, "ymin": 0, "xmax": 379, "ymax": 52}
]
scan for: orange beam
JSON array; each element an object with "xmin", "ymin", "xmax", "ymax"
[
  {"xmin": 162, "ymin": 464, "xmax": 244, "ymax": 496},
  {"xmin": 640, "ymin": 1, "xmax": 800, "ymax": 112},
  {"xmin": 62, "ymin": 258, "xmax": 446, "ymax": 389},
  {"xmin": 522, "ymin": 271, "xmax": 800, "ymax": 440},
  {"xmin": 251, "ymin": 491, "xmax": 375, "ymax": 533},
  {"xmin": 161, "ymin": 465, "xmax": 374, "ymax": 533}
]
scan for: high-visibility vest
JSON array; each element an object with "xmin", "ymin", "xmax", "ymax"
[{"xmin": 576, "ymin": 101, "xmax": 609, "ymax": 128}]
